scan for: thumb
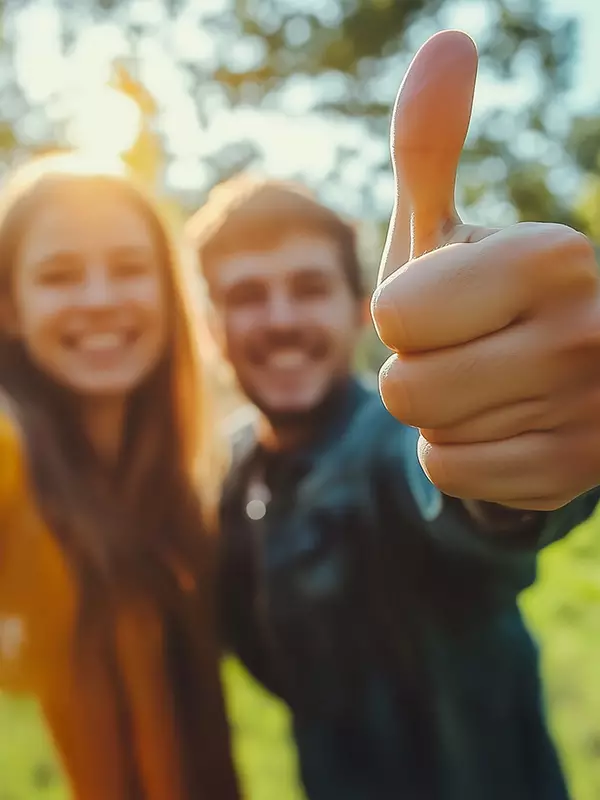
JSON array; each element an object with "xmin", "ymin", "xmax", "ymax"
[
  {"xmin": 392, "ymin": 29, "xmax": 478, "ymax": 260},
  {"xmin": 377, "ymin": 173, "xmax": 412, "ymax": 284}
]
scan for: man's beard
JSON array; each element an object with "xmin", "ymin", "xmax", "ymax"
[
  {"xmin": 236, "ymin": 328, "xmax": 340, "ymax": 428},
  {"xmin": 240, "ymin": 375, "xmax": 349, "ymax": 431}
]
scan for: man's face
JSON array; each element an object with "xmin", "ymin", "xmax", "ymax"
[{"xmin": 210, "ymin": 233, "xmax": 363, "ymax": 421}]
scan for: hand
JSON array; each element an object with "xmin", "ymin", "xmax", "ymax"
[{"xmin": 371, "ymin": 29, "xmax": 600, "ymax": 511}]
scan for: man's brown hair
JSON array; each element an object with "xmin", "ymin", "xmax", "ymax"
[{"xmin": 186, "ymin": 174, "xmax": 365, "ymax": 298}]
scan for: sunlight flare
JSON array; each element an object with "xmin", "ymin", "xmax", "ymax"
[{"xmin": 65, "ymin": 85, "xmax": 142, "ymax": 159}]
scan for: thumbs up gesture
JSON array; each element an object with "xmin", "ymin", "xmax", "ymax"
[{"xmin": 372, "ymin": 30, "xmax": 600, "ymax": 511}]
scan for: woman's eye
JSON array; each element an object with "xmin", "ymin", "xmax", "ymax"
[{"xmin": 38, "ymin": 268, "xmax": 79, "ymax": 286}]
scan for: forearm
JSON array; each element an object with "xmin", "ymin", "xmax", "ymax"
[{"xmin": 381, "ymin": 421, "xmax": 599, "ymax": 558}]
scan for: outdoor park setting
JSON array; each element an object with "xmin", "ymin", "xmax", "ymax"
[
  {"xmin": 1, "ymin": 513, "xmax": 600, "ymax": 800},
  {"xmin": 1, "ymin": 0, "xmax": 600, "ymax": 798}
]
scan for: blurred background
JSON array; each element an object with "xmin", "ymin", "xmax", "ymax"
[{"xmin": 1, "ymin": 0, "xmax": 600, "ymax": 798}]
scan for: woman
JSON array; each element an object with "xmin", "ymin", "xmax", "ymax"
[{"xmin": 0, "ymin": 153, "xmax": 240, "ymax": 799}]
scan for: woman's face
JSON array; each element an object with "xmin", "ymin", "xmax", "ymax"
[{"xmin": 12, "ymin": 186, "xmax": 168, "ymax": 398}]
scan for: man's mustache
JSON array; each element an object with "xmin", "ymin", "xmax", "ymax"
[{"xmin": 246, "ymin": 330, "xmax": 327, "ymax": 361}]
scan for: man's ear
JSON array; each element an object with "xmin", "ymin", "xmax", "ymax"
[{"xmin": 359, "ymin": 296, "xmax": 371, "ymax": 328}]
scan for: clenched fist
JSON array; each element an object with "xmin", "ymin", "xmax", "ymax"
[{"xmin": 372, "ymin": 30, "xmax": 600, "ymax": 511}]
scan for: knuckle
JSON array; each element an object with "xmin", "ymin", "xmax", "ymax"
[
  {"xmin": 554, "ymin": 229, "xmax": 596, "ymax": 282},
  {"xmin": 526, "ymin": 222, "xmax": 591, "ymax": 257},
  {"xmin": 371, "ymin": 272, "xmax": 414, "ymax": 352},
  {"xmin": 379, "ymin": 355, "xmax": 414, "ymax": 424},
  {"xmin": 418, "ymin": 442, "xmax": 461, "ymax": 497},
  {"xmin": 371, "ymin": 283, "xmax": 401, "ymax": 351},
  {"xmin": 518, "ymin": 224, "xmax": 597, "ymax": 296},
  {"xmin": 558, "ymin": 300, "xmax": 600, "ymax": 361},
  {"xmin": 559, "ymin": 227, "xmax": 596, "ymax": 262},
  {"xmin": 380, "ymin": 357, "xmax": 445, "ymax": 429}
]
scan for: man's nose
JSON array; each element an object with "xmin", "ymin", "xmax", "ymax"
[{"xmin": 264, "ymin": 291, "xmax": 300, "ymax": 328}]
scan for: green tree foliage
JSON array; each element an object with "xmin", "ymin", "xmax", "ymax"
[{"xmin": 0, "ymin": 0, "xmax": 597, "ymax": 230}]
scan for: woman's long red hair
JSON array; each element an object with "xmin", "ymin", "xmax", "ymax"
[{"xmin": 0, "ymin": 153, "xmax": 239, "ymax": 798}]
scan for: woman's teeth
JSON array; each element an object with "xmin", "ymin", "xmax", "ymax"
[{"xmin": 75, "ymin": 332, "xmax": 127, "ymax": 352}]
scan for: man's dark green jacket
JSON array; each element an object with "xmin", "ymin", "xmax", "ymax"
[{"xmin": 219, "ymin": 379, "xmax": 599, "ymax": 800}]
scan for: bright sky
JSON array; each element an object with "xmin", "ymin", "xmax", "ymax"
[
  {"xmin": 6, "ymin": 0, "xmax": 600, "ymax": 220},
  {"xmin": 550, "ymin": 0, "xmax": 600, "ymax": 110}
]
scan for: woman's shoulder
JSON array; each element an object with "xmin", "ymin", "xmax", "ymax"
[
  {"xmin": 0, "ymin": 394, "xmax": 28, "ymax": 508},
  {"xmin": 0, "ymin": 393, "xmax": 21, "ymax": 440}
]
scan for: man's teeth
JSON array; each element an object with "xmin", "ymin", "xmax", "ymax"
[
  {"xmin": 76, "ymin": 333, "xmax": 127, "ymax": 352},
  {"xmin": 267, "ymin": 350, "xmax": 307, "ymax": 368}
]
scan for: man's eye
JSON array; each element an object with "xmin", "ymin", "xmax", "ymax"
[
  {"xmin": 296, "ymin": 280, "xmax": 328, "ymax": 298},
  {"xmin": 113, "ymin": 260, "xmax": 149, "ymax": 278},
  {"xmin": 227, "ymin": 286, "xmax": 265, "ymax": 307}
]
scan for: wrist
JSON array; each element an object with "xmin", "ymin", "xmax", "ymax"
[{"xmin": 461, "ymin": 499, "xmax": 543, "ymax": 535}]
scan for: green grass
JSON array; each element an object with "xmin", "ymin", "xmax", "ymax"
[
  {"xmin": 0, "ymin": 693, "xmax": 65, "ymax": 800},
  {"xmin": 0, "ymin": 659, "xmax": 303, "ymax": 800},
  {"xmin": 520, "ymin": 507, "xmax": 600, "ymax": 800},
  {"xmin": 2, "ymin": 508, "xmax": 600, "ymax": 799}
]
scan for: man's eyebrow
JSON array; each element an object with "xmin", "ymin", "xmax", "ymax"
[
  {"xmin": 108, "ymin": 245, "xmax": 153, "ymax": 256},
  {"xmin": 288, "ymin": 262, "xmax": 334, "ymax": 273},
  {"xmin": 221, "ymin": 275, "xmax": 263, "ymax": 289}
]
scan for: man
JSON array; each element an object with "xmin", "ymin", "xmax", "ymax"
[{"xmin": 187, "ymin": 31, "xmax": 600, "ymax": 800}]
